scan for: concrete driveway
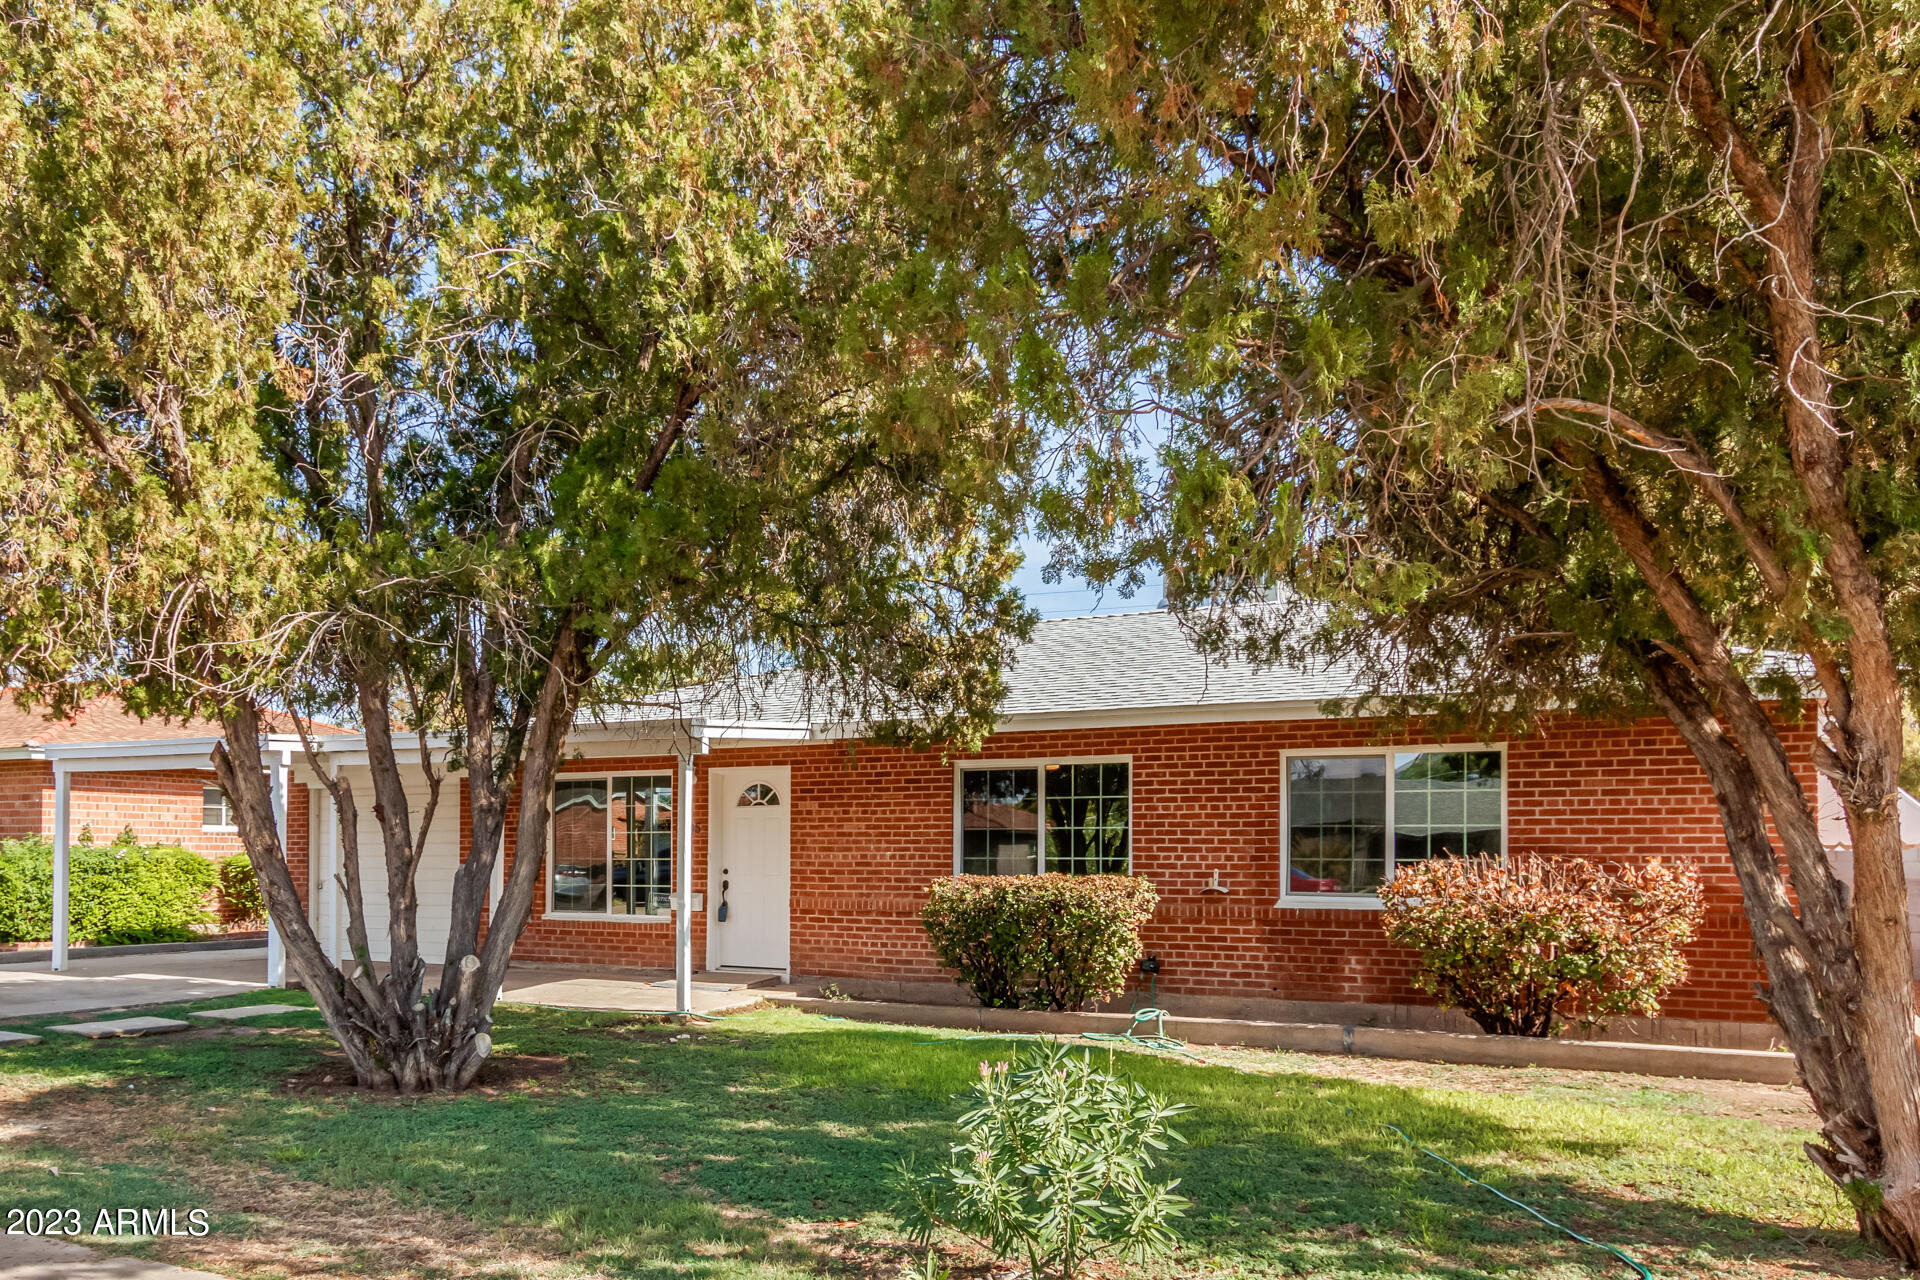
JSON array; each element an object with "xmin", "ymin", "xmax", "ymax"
[
  {"xmin": 0, "ymin": 948, "xmax": 268, "ymax": 1019},
  {"xmin": 0, "ymin": 947, "xmax": 769, "ymax": 1019},
  {"xmin": 0, "ymin": 1236, "xmax": 227, "ymax": 1280}
]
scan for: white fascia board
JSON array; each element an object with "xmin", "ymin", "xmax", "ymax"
[
  {"xmin": 568, "ymin": 716, "xmax": 811, "ymax": 749},
  {"xmin": 797, "ymin": 699, "xmax": 1336, "ymax": 747},
  {"xmin": 697, "ymin": 717, "xmax": 811, "ymax": 742},
  {"xmin": 38, "ymin": 738, "xmax": 226, "ymax": 772},
  {"xmin": 990, "ymin": 699, "xmax": 1331, "ymax": 733}
]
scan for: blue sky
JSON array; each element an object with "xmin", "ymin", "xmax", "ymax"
[{"xmin": 1009, "ymin": 534, "xmax": 1164, "ymax": 619}]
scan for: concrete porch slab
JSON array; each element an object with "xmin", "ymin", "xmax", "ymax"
[
  {"xmin": 0, "ymin": 1030, "xmax": 42, "ymax": 1045},
  {"xmin": 44, "ymin": 1016, "xmax": 189, "ymax": 1040},
  {"xmin": 188, "ymin": 1003, "xmax": 305, "ymax": 1021},
  {"xmin": 642, "ymin": 971, "xmax": 781, "ymax": 992},
  {"xmin": 499, "ymin": 964, "xmax": 766, "ymax": 1016}
]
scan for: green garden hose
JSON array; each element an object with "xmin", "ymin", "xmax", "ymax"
[
  {"xmin": 1082, "ymin": 1005, "xmax": 1199, "ymax": 1057},
  {"xmin": 1359, "ymin": 1109, "xmax": 1655, "ymax": 1279}
]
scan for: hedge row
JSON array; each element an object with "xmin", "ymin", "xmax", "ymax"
[
  {"xmin": 922, "ymin": 874, "xmax": 1158, "ymax": 1011},
  {"xmin": 0, "ymin": 834, "xmax": 220, "ymax": 945}
]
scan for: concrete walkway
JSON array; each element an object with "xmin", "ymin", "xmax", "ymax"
[
  {"xmin": 500, "ymin": 964, "xmax": 772, "ymax": 1015},
  {"xmin": 0, "ymin": 1236, "xmax": 225, "ymax": 1280},
  {"xmin": 0, "ymin": 947, "xmax": 771, "ymax": 1020},
  {"xmin": 0, "ymin": 949, "xmax": 268, "ymax": 1019}
]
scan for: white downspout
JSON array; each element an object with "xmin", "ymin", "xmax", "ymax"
[
  {"xmin": 267, "ymin": 746, "xmax": 291, "ymax": 988},
  {"xmin": 51, "ymin": 765, "xmax": 70, "ymax": 973}
]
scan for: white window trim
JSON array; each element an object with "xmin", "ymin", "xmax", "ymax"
[
  {"xmin": 543, "ymin": 771, "xmax": 677, "ymax": 925},
  {"xmin": 1277, "ymin": 742, "xmax": 1507, "ymax": 910},
  {"xmin": 950, "ymin": 755, "xmax": 1134, "ymax": 876},
  {"xmin": 200, "ymin": 786, "xmax": 237, "ymax": 833}
]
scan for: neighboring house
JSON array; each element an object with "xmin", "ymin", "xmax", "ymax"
[
  {"xmin": 3, "ymin": 612, "xmax": 1857, "ymax": 1042},
  {"xmin": 1818, "ymin": 774, "xmax": 1920, "ymax": 966},
  {"xmin": 0, "ymin": 698, "xmax": 327, "ymax": 922}
]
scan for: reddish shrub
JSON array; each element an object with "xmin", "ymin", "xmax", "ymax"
[{"xmin": 1377, "ymin": 853, "xmax": 1704, "ymax": 1037}]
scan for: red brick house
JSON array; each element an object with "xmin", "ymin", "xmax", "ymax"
[
  {"xmin": 7, "ymin": 612, "xmax": 1879, "ymax": 1044},
  {"xmin": 316, "ymin": 609, "xmax": 1832, "ymax": 1045}
]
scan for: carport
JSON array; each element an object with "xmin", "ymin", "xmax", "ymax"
[
  {"xmin": 37, "ymin": 733, "xmax": 302, "ymax": 985},
  {"xmin": 26, "ymin": 721, "xmax": 716, "ymax": 1018}
]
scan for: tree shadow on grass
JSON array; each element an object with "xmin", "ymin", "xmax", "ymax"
[{"xmin": 0, "ymin": 1002, "xmax": 1884, "ymax": 1279}]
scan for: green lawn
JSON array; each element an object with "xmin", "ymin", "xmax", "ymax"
[{"xmin": 0, "ymin": 994, "xmax": 1883, "ymax": 1280}]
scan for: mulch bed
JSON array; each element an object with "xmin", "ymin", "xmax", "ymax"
[{"xmin": 279, "ymin": 1051, "xmax": 571, "ymax": 1096}]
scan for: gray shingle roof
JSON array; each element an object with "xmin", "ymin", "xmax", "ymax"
[
  {"xmin": 997, "ymin": 609, "xmax": 1361, "ymax": 716},
  {"xmin": 583, "ymin": 608, "xmax": 1361, "ymax": 732}
]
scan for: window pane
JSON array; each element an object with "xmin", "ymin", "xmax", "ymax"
[
  {"xmin": 202, "ymin": 786, "xmax": 229, "ymax": 828},
  {"xmin": 552, "ymin": 779, "xmax": 608, "ymax": 913},
  {"xmin": 1394, "ymin": 751, "xmax": 1503, "ymax": 868},
  {"xmin": 610, "ymin": 776, "xmax": 673, "ymax": 917},
  {"xmin": 961, "ymin": 768, "xmax": 1040, "ymax": 874},
  {"xmin": 1043, "ymin": 762, "xmax": 1130, "ymax": 874},
  {"xmin": 1288, "ymin": 757, "xmax": 1387, "ymax": 893}
]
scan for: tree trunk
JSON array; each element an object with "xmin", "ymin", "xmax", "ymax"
[
  {"xmin": 210, "ymin": 616, "xmax": 596, "ymax": 1093},
  {"xmin": 1636, "ymin": 650, "xmax": 1917, "ymax": 1257}
]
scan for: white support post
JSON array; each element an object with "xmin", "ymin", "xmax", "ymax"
[
  {"xmin": 51, "ymin": 767, "xmax": 71, "ymax": 973},
  {"xmin": 675, "ymin": 746, "xmax": 696, "ymax": 1015},
  {"xmin": 267, "ymin": 748, "xmax": 291, "ymax": 988},
  {"xmin": 489, "ymin": 829, "xmax": 504, "ymax": 920},
  {"xmin": 321, "ymin": 788, "xmax": 340, "ymax": 965},
  {"xmin": 491, "ymin": 828, "xmax": 506, "ymax": 1005}
]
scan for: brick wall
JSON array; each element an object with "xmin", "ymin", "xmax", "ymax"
[
  {"xmin": 488, "ymin": 711, "xmax": 1816, "ymax": 1023},
  {"xmin": 0, "ymin": 761, "xmax": 53, "ymax": 838}
]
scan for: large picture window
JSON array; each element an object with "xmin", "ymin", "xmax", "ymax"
[
  {"xmin": 958, "ymin": 760, "xmax": 1130, "ymax": 876},
  {"xmin": 549, "ymin": 774, "xmax": 674, "ymax": 918},
  {"xmin": 1284, "ymin": 749, "xmax": 1503, "ymax": 899}
]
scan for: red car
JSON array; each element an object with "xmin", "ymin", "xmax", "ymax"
[{"xmin": 1289, "ymin": 866, "xmax": 1344, "ymax": 893}]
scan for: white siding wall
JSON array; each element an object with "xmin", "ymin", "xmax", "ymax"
[{"xmin": 324, "ymin": 765, "xmax": 462, "ymax": 966}]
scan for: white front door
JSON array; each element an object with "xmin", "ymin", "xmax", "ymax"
[{"xmin": 708, "ymin": 766, "xmax": 791, "ymax": 972}]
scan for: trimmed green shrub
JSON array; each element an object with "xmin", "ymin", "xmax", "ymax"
[
  {"xmin": 921, "ymin": 874, "xmax": 1158, "ymax": 1010},
  {"xmin": 217, "ymin": 853, "xmax": 264, "ymax": 923},
  {"xmin": 0, "ymin": 834, "xmax": 217, "ymax": 945},
  {"xmin": 1378, "ymin": 853, "xmax": 1704, "ymax": 1037},
  {"xmin": 899, "ymin": 1040, "xmax": 1187, "ymax": 1280}
]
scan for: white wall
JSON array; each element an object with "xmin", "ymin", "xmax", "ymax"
[{"xmin": 319, "ymin": 765, "xmax": 462, "ymax": 967}]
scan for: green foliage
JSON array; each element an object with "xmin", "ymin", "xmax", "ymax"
[
  {"xmin": 894, "ymin": 0, "xmax": 1920, "ymax": 733},
  {"xmin": 1378, "ymin": 854, "xmax": 1705, "ymax": 1038},
  {"xmin": 921, "ymin": 874, "xmax": 1157, "ymax": 1010},
  {"xmin": 0, "ymin": 834, "xmax": 216, "ymax": 945},
  {"xmin": 0, "ymin": 0, "xmax": 1036, "ymax": 747},
  {"xmin": 899, "ymin": 1041, "xmax": 1188, "ymax": 1279},
  {"xmin": 1, "ymin": 0, "xmax": 1038, "ymax": 1082},
  {"xmin": 1903, "ymin": 712, "xmax": 1920, "ymax": 797},
  {"xmin": 217, "ymin": 854, "xmax": 263, "ymax": 924}
]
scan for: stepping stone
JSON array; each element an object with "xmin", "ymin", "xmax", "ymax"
[
  {"xmin": 44, "ymin": 1016, "xmax": 189, "ymax": 1039},
  {"xmin": 189, "ymin": 1003, "xmax": 304, "ymax": 1021},
  {"xmin": 0, "ymin": 1029, "xmax": 41, "ymax": 1045}
]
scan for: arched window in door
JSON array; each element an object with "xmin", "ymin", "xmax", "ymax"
[{"xmin": 737, "ymin": 782, "xmax": 781, "ymax": 807}]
